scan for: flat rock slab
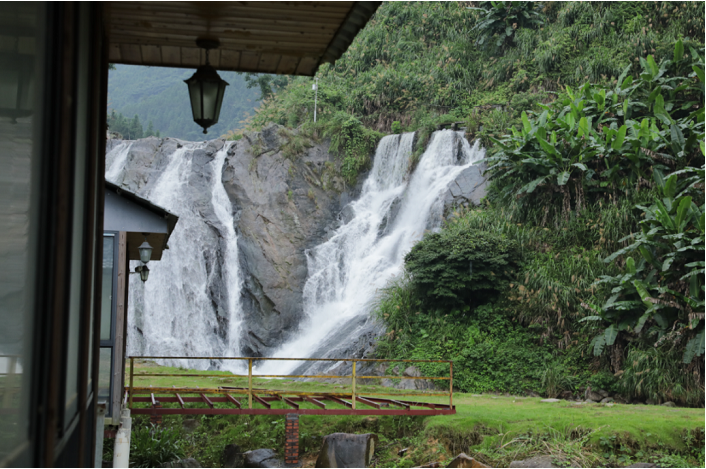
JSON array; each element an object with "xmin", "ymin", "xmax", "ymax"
[
  {"xmin": 509, "ymin": 456, "xmax": 559, "ymax": 468},
  {"xmin": 315, "ymin": 433, "xmax": 378, "ymax": 468},
  {"xmin": 445, "ymin": 453, "xmax": 490, "ymax": 468},
  {"xmin": 243, "ymin": 449, "xmax": 282, "ymax": 468},
  {"xmin": 160, "ymin": 458, "xmax": 201, "ymax": 468},
  {"xmin": 540, "ymin": 399, "xmax": 561, "ymax": 403}
]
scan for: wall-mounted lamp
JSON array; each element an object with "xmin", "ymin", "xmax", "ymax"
[
  {"xmin": 184, "ymin": 38, "xmax": 229, "ymax": 134},
  {"xmin": 134, "ymin": 264, "xmax": 149, "ymax": 282}
]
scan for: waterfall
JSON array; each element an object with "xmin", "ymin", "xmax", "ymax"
[
  {"xmin": 106, "ymin": 141, "xmax": 243, "ymax": 371},
  {"xmin": 259, "ymin": 130, "xmax": 485, "ymax": 375}
]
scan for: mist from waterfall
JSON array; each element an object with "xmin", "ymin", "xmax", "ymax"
[
  {"xmin": 258, "ymin": 130, "xmax": 485, "ymax": 375},
  {"xmin": 105, "ymin": 141, "xmax": 244, "ymax": 371}
]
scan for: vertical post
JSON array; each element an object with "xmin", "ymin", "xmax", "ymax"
[
  {"xmin": 284, "ymin": 413, "xmax": 299, "ymax": 467},
  {"xmin": 449, "ymin": 361, "xmax": 453, "ymax": 408},
  {"xmin": 313, "ymin": 77, "xmax": 318, "ymax": 123},
  {"xmin": 248, "ymin": 358, "xmax": 253, "ymax": 409},
  {"xmin": 128, "ymin": 357, "xmax": 134, "ymax": 409},
  {"xmin": 351, "ymin": 360, "xmax": 356, "ymax": 410}
]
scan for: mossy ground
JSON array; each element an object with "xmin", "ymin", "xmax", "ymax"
[{"xmin": 115, "ymin": 361, "xmax": 705, "ymax": 468}]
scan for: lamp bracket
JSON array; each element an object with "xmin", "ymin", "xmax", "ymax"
[{"xmin": 196, "ymin": 37, "xmax": 220, "ymax": 50}]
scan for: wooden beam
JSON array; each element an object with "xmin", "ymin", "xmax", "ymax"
[
  {"xmin": 304, "ymin": 396, "xmax": 326, "ymax": 409},
  {"xmin": 252, "ymin": 394, "xmax": 271, "ymax": 409},
  {"xmin": 175, "ymin": 393, "xmax": 185, "ymax": 409},
  {"xmin": 226, "ymin": 394, "xmax": 242, "ymax": 409},
  {"xmin": 200, "ymin": 393, "xmax": 214, "ymax": 409}
]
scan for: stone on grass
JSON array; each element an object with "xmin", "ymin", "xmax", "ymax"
[
  {"xmin": 661, "ymin": 401, "xmax": 676, "ymax": 407},
  {"xmin": 243, "ymin": 449, "xmax": 282, "ymax": 468},
  {"xmin": 597, "ymin": 389, "xmax": 610, "ymax": 398},
  {"xmin": 586, "ymin": 390, "xmax": 603, "ymax": 402},
  {"xmin": 585, "ymin": 399, "xmax": 598, "ymax": 404},
  {"xmin": 160, "ymin": 458, "xmax": 201, "ymax": 468},
  {"xmin": 540, "ymin": 399, "xmax": 561, "ymax": 403},
  {"xmin": 509, "ymin": 455, "xmax": 558, "ymax": 468},
  {"xmin": 315, "ymin": 433, "xmax": 378, "ymax": 468},
  {"xmin": 600, "ymin": 397, "xmax": 614, "ymax": 404},
  {"xmin": 223, "ymin": 444, "xmax": 244, "ymax": 468},
  {"xmin": 445, "ymin": 453, "xmax": 490, "ymax": 468}
]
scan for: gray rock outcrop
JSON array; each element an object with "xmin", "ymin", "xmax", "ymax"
[
  {"xmin": 444, "ymin": 161, "xmax": 488, "ymax": 208},
  {"xmin": 221, "ymin": 125, "xmax": 359, "ymax": 355}
]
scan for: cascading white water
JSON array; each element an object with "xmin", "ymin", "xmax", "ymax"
[
  {"xmin": 106, "ymin": 141, "xmax": 244, "ymax": 371},
  {"xmin": 259, "ymin": 130, "xmax": 485, "ymax": 374},
  {"xmin": 210, "ymin": 147, "xmax": 244, "ymax": 372}
]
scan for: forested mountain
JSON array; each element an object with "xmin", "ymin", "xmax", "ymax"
[
  {"xmin": 244, "ymin": 2, "xmax": 705, "ymax": 406},
  {"xmin": 108, "ymin": 64, "xmax": 260, "ymax": 141}
]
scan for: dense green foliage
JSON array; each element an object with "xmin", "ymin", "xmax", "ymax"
[{"xmin": 108, "ymin": 65, "xmax": 259, "ymax": 141}]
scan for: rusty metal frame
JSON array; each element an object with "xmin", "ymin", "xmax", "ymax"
[{"xmin": 126, "ymin": 356, "xmax": 455, "ymax": 416}]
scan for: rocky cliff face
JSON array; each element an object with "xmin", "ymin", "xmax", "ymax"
[
  {"xmin": 220, "ymin": 125, "xmax": 363, "ymax": 356},
  {"xmin": 107, "ymin": 125, "xmax": 488, "ymax": 360}
]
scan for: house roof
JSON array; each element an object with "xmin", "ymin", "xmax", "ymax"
[
  {"xmin": 104, "ymin": 181, "xmax": 179, "ymax": 261},
  {"xmin": 104, "ymin": 1, "xmax": 380, "ymax": 76}
]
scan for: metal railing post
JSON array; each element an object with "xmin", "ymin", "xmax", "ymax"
[
  {"xmin": 248, "ymin": 358, "xmax": 253, "ymax": 409},
  {"xmin": 351, "ymin": 360, "xmax": 356, "ymax": 410},
  {"xmin": 449, "ymin": 361, "xmax": 453, "ymax": 408},
  {"xmin": 129, "ymin": 357, "xmax": 134, "ymax": 409}
]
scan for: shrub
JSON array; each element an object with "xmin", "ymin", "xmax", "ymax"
[{"xmin": 404, "ymin": 225, "xmax": 520, "ymax": 309}]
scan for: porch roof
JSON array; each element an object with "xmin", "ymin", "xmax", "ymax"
[{"xmin": 104, "ymin": 1, "xmax": 380, "ymax": 76}]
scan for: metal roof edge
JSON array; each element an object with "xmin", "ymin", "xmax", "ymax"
[
  {"xmin": 105, "ymin": 180, "xmax": 179, "ymax": 239},
  {"xmin": 316, "ymin": 1, "xmax": 381, "ymax": 71}
]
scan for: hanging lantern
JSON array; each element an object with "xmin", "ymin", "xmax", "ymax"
[
  {"xmin": 184, "ymin": 38, "xmax": 229, "ymax": 134},
  {"xmin": 138, "ymin": 239, "xmax": 153, "ymax": 264}
]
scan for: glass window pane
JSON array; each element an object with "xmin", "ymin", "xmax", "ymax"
[
  {"xmin": 0, "ymin": 3, "xmax": 43, "ymax": 464},
  {"xmin": 101, "ymin": 236, "xmax": 114, "ymax": 341},
  {"xmin": 98, "ymin": 347, "xmax": 112, "ymax": 404}
]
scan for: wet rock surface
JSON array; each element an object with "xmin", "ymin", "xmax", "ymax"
[{"xmin": 443, "ymin": 161, "xmax": 488, "ymax": 208}]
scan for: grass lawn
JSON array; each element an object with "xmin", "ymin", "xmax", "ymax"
[{"xmin": 120, "ymin": 360, "xmax": 705, "ymax": 468}]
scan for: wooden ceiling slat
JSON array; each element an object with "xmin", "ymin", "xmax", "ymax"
[
  {"xmin": 119, "ymin": 43, "xmax": 142, "ymax": 63},
  {"xmin": 161, "ymin": 45, "xmax": 181, "ymax": 66},
  {"xmin": 109, "ymin": 34, "xmax": 325, "ymax": 54},
  {"xmin": 109, "ymin": 8, "xmax": 349, "ymax": 24},
  {"xmin": 258, "ymin": 53, "xmax": 280, "ymax": 74},
  {"xmin": 110, "ymin": 14, "xmax": 343, "ymax": 32},
  {"xmin": 110, "ymin": 2, "xmax": 354, "ymax": 18},
  {"xmin": 295, "ymin": 56, "xmax": 318, "ymax": 76},
  {"xmin": 276, "ymin": 55, "xmax": 300, "ymax": 75},
  {"xmin": 180, "ymin": 47, "xmax": 201, "ymax": 67},
  {"xmin": 239, "ymin": 51, "xmax": 260, "ymax": 70},
  {"xmin": 220, "ymin": 49, "xmax": 242, "ymax": 71},
  {"xmin": 108, "ymin": 42, "xmax": 122, "ymax": 62},
  {"xmin": 140, "ymin": 44, "xmax": 162, "ymax": 64},
  {"xmin": 109, "ymin": 25, "xmax": 336, "ymax": 44}
]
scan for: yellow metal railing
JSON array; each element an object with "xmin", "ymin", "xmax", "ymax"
[{"xmin": 128, "ymin": 356, "xmax": 453, "ymax": 410}]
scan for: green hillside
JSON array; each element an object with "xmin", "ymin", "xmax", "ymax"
[
  {"xmin": 242, "ymin": 1, "xmax": 705, "ymax": 407},
  {"xmin": 108, "ymin": 64, "xmax": 260, "ymax": 141}
]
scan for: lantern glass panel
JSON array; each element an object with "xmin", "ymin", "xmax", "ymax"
[
  {"xmin": 187, "ymin": 79, "xmax": 203, "ymax": 121},
  {"xmin": 201, "ymin": 80, "xmax": 220, "ymax": 122}
]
